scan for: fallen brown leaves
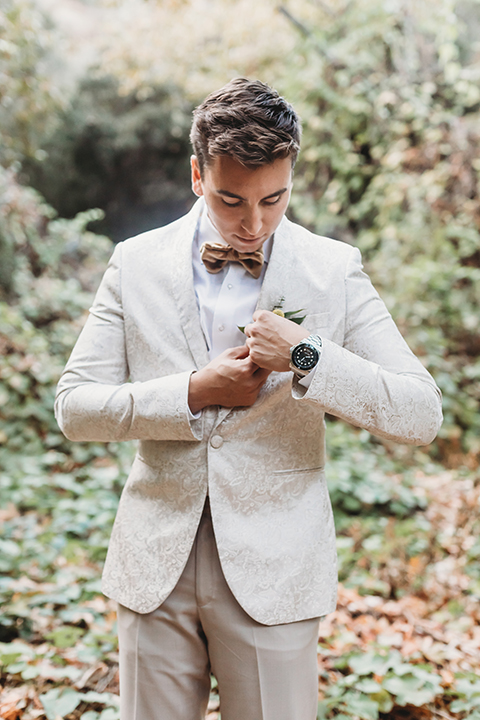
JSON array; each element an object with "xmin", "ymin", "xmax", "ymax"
[
  {"xmin": 1, "ymin": 470, "xmax": 479, "ymax": 719},
  {"xmin": 314, "ymin": 470, "xmax": 480, "ymax": 717}
]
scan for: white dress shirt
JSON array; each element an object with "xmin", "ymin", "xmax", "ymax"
[
  {"xmin": 192, "ymin": 209, "xmax": 273, "ymax": 358},
  {"xmin": 189, "ymin": 208, "xmax": 316, "ymax": 417}
]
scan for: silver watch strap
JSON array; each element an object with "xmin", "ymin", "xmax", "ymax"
[{"xmin": 305, "ymin": 334, "xmax": 323, "ymax": 356}]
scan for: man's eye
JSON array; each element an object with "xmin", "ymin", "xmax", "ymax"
[
  {"xmin": 221, "ymin": 198, "xmax": 241, "ymax": 207},
  {"xmin": 263, "ymin": 196, "xmax": 281, "ymax": 205}
]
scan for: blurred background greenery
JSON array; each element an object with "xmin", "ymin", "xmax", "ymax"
[{"xmin": 1, "ymin": 1, "xmax": 480, "ymax": 718}]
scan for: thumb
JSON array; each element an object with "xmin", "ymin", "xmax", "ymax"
[{"xmin": 229, "ymin": 344, "xmax": 250, "ymax": 359}]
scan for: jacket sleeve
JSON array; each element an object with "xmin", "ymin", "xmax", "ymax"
[
  {"xmin": 54, "ymin": 244, "xmax": 203, "ymax": 443},
  {"xmin": 292, "ymin": 246, "xmax": 443, "ymax": 445}
]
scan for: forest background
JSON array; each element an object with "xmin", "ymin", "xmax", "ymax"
[{"xmin": 1, "ymin": 0, "xmax": 480, "ymax": 718}]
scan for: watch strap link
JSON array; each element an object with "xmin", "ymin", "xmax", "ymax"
[{"xmin": 305, "ymin": 334, "xmax": 323, "ymax": 355}]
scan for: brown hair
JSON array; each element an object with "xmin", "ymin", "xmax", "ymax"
[{"xmin": 190, "ymin": 78, "xmax": 301, "ymax": 175}]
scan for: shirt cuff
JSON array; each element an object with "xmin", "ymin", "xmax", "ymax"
[
  {"xmin": 187, "ymin": 405, "xmax": 202, "ymax": 421},
  {"xmin": 298, "ymin": 363, "xmax": 318, "ymax": 389}
]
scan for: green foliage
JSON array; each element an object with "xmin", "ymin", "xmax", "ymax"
[
  {"xmin": 39, "ymin": 687, "xmax": 119, "ymax": 720},
  {"xmin": 23, "ymin": 73, "xmax": 194, "ymax": 241},
  {"xmin": 91, "ymin": 0, "xmax": 296, "ymax": 101},
  {"xmin": 1, "ymin": 3, "xmax": 479, "ymax": 718},
  {"xmin": 0, "ymin": 165, "xmax": 115, "ymax": 465},
  {"xmin": 326, "ymin": 422, "xmax": 432, "ymax": 517},
  {"xmin": 0, "ymin": 166, "xmax": 133, "ymax": 648},
  {"xmin": 451, "ymin": 676, "xmax": 480, "ymax": 717},
  {"xmin": 282, "ymin": 0, "xmax": 480, "ymax": 461},
  {"xmin": 318, "ymin": 650, "xmax": 443, "ymax": 719},
  {"xmin": 0, "ymin": 0, "xmax": 64, "ymax": 166}
]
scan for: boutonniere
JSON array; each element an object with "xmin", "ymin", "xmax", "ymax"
[
  {"xmin": 238, "ymin": 297, "xmax": 306, "ymax": 333},
  {"xmin": 270, "ymin": 296, "xmax": 306, "ymax": 325}
]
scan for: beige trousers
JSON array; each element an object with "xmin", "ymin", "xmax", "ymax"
[{"xmin": 117, "ymin": 500, "xmax": 320, "ymax": 720}]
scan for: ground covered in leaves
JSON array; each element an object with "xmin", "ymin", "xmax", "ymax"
[
  {"xmin": 1, "ymin": 440, "xmax": 479, "ymax": 720},
  {"xmin": 2, "ymin": 1, "xmax": 480, "ymax": 717}
]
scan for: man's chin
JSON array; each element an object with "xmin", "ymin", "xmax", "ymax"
[{"xmin": 230, "ymin": 236, "xmax": 266, "ymax": 253}]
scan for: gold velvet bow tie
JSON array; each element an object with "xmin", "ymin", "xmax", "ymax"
[{"xmin": 200, "ymin": 242, "xmax": 264, "ymax": 279}]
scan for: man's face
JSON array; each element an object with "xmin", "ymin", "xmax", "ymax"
[{"xmin": 191, "ymin": 155, "xmax": 293, "ymax": 253}]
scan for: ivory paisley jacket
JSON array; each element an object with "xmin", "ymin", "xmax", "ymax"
[{"xmin": 55, "ymin": 199, "xmax": 443, "ymax": 624}]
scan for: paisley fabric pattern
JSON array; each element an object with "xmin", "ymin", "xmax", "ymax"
[{"xmin": 55, "ymin": 199, "xmax": 443, "ymax": 624}]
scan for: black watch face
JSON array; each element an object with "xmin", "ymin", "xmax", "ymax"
[{"xmin": 292, "ymin": 343, "xmax": 319, "ymax": 371}]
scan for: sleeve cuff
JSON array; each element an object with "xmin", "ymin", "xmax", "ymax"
[
  {"xmin": 187, "ymin": 405, "xmax": 202, "ymax": 421},
  {"xmin": 297, "ymin": 363, "xmax": 319, "ymax": 389}
]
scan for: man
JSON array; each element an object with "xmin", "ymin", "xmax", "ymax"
[{"xmin": 55, "ymin": 78, "xmax": 442, "ymax": 720}]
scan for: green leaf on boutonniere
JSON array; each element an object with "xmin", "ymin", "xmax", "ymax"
[
  {"xmin": 284, "ymin": 309, "xmax": 306, "ymax": 325},
  {"xmin": 238, "ymin": 302, "xmax": 306, "ymax": 333},
  {"xmin": 271, "ymin": 297, "xmax": 305, "ymax": 324}
]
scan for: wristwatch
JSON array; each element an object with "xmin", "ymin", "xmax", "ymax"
[{"xmin": 289, "ymin": 334, "xmax": 323, "ymax": 378}]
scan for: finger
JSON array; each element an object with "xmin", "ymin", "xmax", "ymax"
[
  {"xmin": 244, "ymin": 322, "xmax": 254, "ymax": 338},
  {"xmin": 229, "ymin": 345, "xmax": 250, "ymax": 358},
  {"xmin": 245, "ymin": 339, "xmax": 263, "ymax": 366},
  {"xmin": 252, "ymin": 309, "xmax": 266, "ymax": 322}
]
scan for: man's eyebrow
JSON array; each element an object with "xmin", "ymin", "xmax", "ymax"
[{"xmin": 217, "ymin": 188, "xmax": 289, "ymax": 201}]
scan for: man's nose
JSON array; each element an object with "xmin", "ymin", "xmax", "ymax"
[{"xmin": 241, "ymin": 206, "xmax": 263, "ymax": 236}]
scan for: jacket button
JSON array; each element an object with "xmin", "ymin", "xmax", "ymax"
[{"xmin": 210, "ymin": 435, "xmax": 224, "ymax": 449}]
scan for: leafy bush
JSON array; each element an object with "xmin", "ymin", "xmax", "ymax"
[
  {"xmin": 0, "ymin": 167, "xmax": 134, "ymax": 649},
  {"xmin": 281, "ymin": 0, "xmax": 480, "ymax": 464},
  {"xmin": 0, "ymin": 165, "xmax": 114, "ymax": 455},
  {"xmin": 23, "ymin": 74, "xmax": 194, "ymax": 241},
  {"xmin": 325, "ymin": 422, "xmax": 433, "ymax": 518},
  {"xmin": 0, "ymin": 0, "xmax": 64, "ymax": 166},
  {"xmin": 1, "ymin": 4, "xmax": 479, "ymax": 717},
  {"xmin": 94, "ymin": 0, "xmax": 296, "ymax": 101}
]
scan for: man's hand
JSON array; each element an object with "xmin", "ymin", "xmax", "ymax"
[
  {"xmin": 244, "ymin": 310, "xmax": 308, "ymax": 372},
  {"xmin": 188, "ymin": 345, "xmax": 271, "ymax": 414}
]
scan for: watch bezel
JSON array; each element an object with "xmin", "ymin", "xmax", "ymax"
[
  {"xmin": 289, "ymin": 334, "xmax": 323, "ymax": 377},
  {"xmin": 289, "ymin": 341, "xmax": 319, "ymax": 376}
]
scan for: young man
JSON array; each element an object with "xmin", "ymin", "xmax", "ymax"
[{"xmin": 55, "ymin": 78, "xmax": 442, "ymax": 720}]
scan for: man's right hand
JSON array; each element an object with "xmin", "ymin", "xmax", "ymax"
[{"xmin": 188, "ymin": 345, "xmax": 271, "ymax": 414}]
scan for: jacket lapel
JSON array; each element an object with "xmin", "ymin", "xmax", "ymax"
[
  {"xmin": 255, "ymin": 215, "xmax": 297, "ymax": 314},
  {"xmin": 170, "ymin": 199, "xmax": 211, "ymax": 370}
]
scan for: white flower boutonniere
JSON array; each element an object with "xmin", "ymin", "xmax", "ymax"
[
  {"xmin": 238, "ymin": 297, "xmax": 306, "ymax": 333},
  {"xmin": 270, "ymin": 296, "xmax": 306, "ymax": 325}
]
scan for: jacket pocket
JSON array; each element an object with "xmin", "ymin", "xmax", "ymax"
[
  {"xmin": 272, "ymin": 465, "xmax": 324, "ymax": 475},
  {"xmin": 302, "ymin": 312, "xmax": 330, "ymax": 334}
]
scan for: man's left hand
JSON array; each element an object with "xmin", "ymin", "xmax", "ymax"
[{"xmin": 245, "ymin": 310, "xmax": 308, "ymax": 372}]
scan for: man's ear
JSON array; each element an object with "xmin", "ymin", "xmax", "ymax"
[{"xmin": 191, "ymin": 156, "xmax": 204, "ymax": 197}]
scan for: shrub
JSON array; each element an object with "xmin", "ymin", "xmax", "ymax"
[{"xmin": 281, "ymin": 0, "xmax": 480, "ymax": 463}]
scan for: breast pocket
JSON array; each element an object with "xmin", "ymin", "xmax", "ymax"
[{"xmin": 302, "ymin": 312, "xmax": 330, "ymax": 335}]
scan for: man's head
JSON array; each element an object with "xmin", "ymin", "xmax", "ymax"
[
  {"xmin": 190, "ymin": 78, "xmax": 301, "ymax": 177},
  {"xmin": 190, "ymin": 79, "xmax": 301, "ymax": 252}
]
